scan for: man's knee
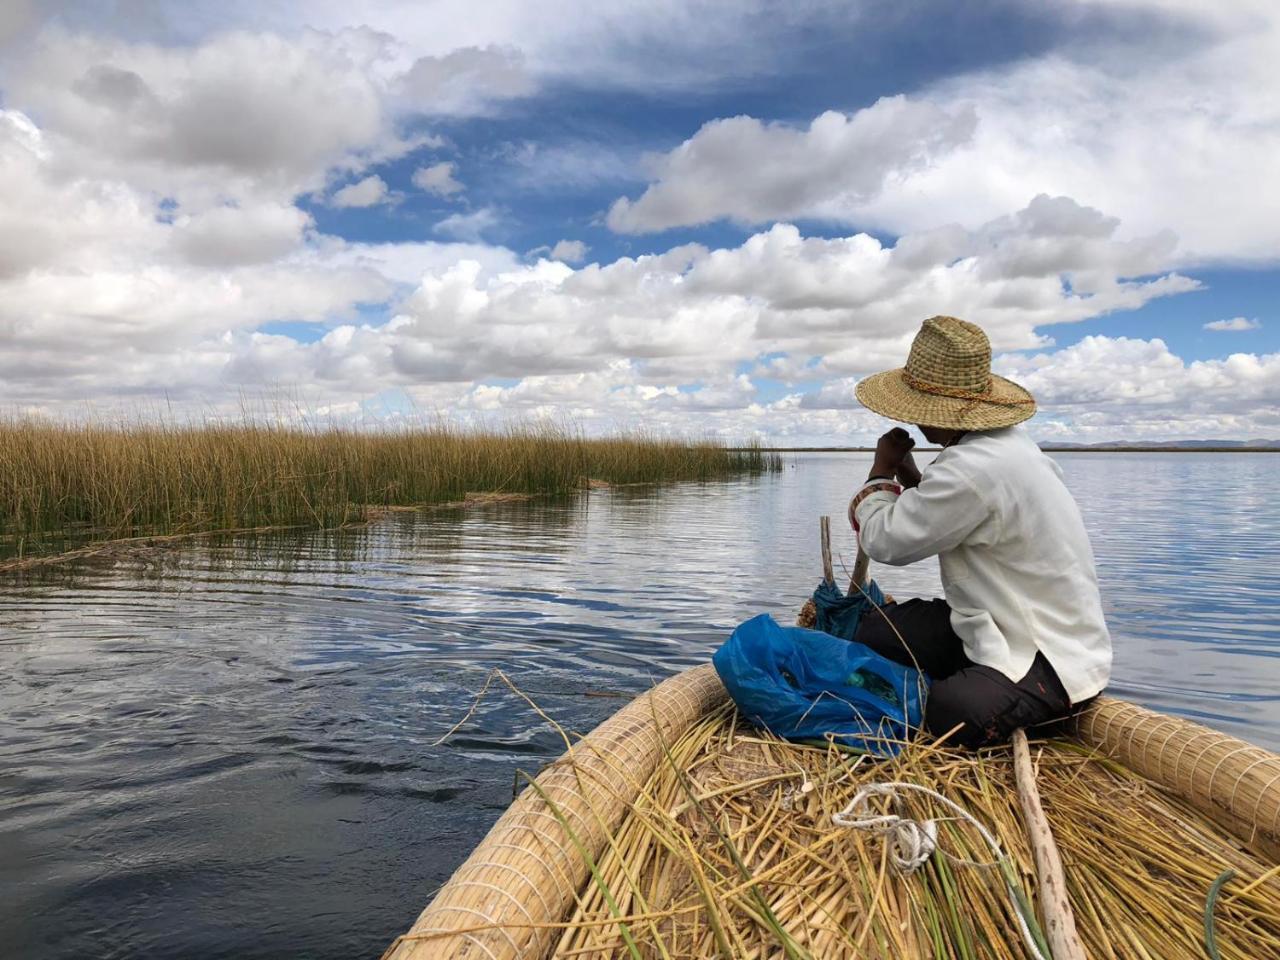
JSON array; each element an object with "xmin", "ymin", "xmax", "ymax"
[
  {"xmin": 856, "ymin": 597, "xmax": 960, "ymax": 676},
  {"xmin": 924, "ymin": 671, "xmax": 1015, "ymax": 749}
]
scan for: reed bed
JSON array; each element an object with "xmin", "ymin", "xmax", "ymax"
[
  {"xmin": 0, "ymin": 419, "xmax": 777, "ymax": 559},
  {"xmin": 549, "ymin": 705, "xmax": 1280, "ymax": 959}
]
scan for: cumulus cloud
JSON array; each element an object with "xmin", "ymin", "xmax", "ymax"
[
  {"xmin": 889, "ymin": 12, "xmax": 1280, "ymax": 265},
  {"xmin": 433, "ymin": 207, "xmax": 500, "ymax": 241},
  {"xmin": 397, "ymin": 45, "xmax": 534, "ymax": 116},
  {"xmin": 1204, "ymin": 317, "xmax": 1262, "ymax": 332},
  {"xmin": 7, "ymin": 28, "xmax": 405, "ymax": 203},
  {"xmin": 172, "ymin": 203, "xmax": 313, "ymax": 266},
  {"xmin": 797, "ymin": 378, "xmax": 860, "ymax": 410},
  {"xmin": 292, "ymin": 195, "xmax": 1188, "ymax": 391},
  {"xmin": 0, "ymin": 7, "xmax": 1272, "ymax": 443},
  {"xmin": 550, "ymin": 239, "xmax": 588, "ymax": 263},
  {"xmin": 994, "ymin": 336, "xmax": 1280, "ymax": 440},
  {"xmin": 604, "ymin": 4, "xmax": 1280, "ymax": 264},
  {"xmin": 412, "ymin": 161, "xmax": 464, "ymax": 196},
  {"xmin": 608, "ymin": 96, "xmax": 978, "ymax": 233},
  {"xmin": 451, "ymin": 336, "xmax": 1280, "ymax": 443},
  {"xmin": 330, "ymin": 174, "xmax": 390, "ymax": 208},
  {"xmin": 1, "ymin": 124, "xmax": 1205, "ymax": 428}
]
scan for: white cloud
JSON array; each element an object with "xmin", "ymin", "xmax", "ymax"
[
  {"xmin": 994, "ymin": 335, "xmax": 1280, "ymax": 441},
  {"xmin": 327, "ymin": 195, "xmax": 1188, "ymax": 390},
  {"xmin": 7, "ymin": 28, "xmax": 405, "ymax": 203},
  {"xmin": 396, "ymin": 45, "xmax": 534, "ymax": 115},
  {"xmin": 608, "ymin": 96, "xmax": 978, "ymax": 233},
  {"xmin": 433, "ymin": 207, "xmax": 500, "ymax": 241},
  {"xmin": 0, "ymin": 6, "xmax": 1273, "ymax": 443},
  {"xmin": 0, "ymin": 181, "xmax": 1197, "ymax": 412},
  {"xmin": 310, "ymin": 237, "xmax": 522, "ymax": 285},
  {"xmin": 604, "ymin": 3, "xmax": 1280, "ymax": 264},
  {"xmin": 549, "ymin": 239, "xmax": 588, "ymax": 263},
  {"xmin": 330, "ymin": 174, "xmax": 390, "ymax": 208},
  {"xmin": 412, "ymin": 161, "xmax": 464, "ymax": 196},
  {"xmin": 449, "ymin": 336, "xmax": 1280, "ymax": 444},
  {"xmin": 797, "ymin": 378, "xmax": 860, "ymax": 410},
  {"xmin": 172, "ymin": 203, "xmax": 313, "ymax": 266},
  {"xmin": 1204, "ymin": 316, "xmax": 1262, "ymax": 332},
  {"xmin": 3, "ymin": 116, "xmax": 1196, "ymax": 414}
]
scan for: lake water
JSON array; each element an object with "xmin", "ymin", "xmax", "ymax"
[{"xmin": 2, "ymin": 452, "xmax": 1277, "ymax": 959}]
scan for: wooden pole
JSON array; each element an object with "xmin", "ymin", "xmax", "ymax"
[
  {"xmin": 850, "ymin": 544, "xmax": 870, "ymax": 594},
  {"xmin": 819, "ymin": 515, "xmax": 835, "ymax": 585},
  {"xmin": 1012, "ymin": 728, "xmax": 1086, "ymax": 960}
]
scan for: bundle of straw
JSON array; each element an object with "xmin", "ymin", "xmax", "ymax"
[
  {"xmin": 1077, "ymin": 697, "xmax": 1280, "ymax": 861},
  {"xmin": 388, "ymin": 664, "xmax": 1280, "ymax": 959},
  {"xmin": 553, "ymin": 708, "xmax": 1280, "ymax": 959}
]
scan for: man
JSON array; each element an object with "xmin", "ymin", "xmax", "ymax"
[{"xmin": 849, "ymin": 315, "xmax": 1111, "ymax": 748}]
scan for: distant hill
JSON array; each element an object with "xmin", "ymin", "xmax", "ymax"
[{"xmin": 1040, "ymin": 439, "xmax": 1280, "ymax": 450}]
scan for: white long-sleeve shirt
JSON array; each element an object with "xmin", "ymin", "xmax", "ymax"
[{"xmin": 850, "ymin": 425, "xmax": 1111, "ymax": 703}]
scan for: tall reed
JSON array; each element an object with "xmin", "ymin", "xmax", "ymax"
[{"xmin": 0, "ymin": 419, "xmax": 779, "ymax": 558}]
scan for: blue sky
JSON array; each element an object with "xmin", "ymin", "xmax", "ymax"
[{"xmin": 0, "ymin": 0, "xmax": 1275, "ymax": 441}]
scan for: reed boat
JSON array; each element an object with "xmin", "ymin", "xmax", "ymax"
[{"xmin": 383, "ymin": 522, "xmax": 1280, "ymax": 960}]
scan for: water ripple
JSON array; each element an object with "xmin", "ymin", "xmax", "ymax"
[{"xmin": 0, "ymin": 453, "xmax": 1277, "ymax": 959}]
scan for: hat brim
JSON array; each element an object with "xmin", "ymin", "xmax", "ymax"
[{"xmin": 855, "ymin": 369, "xmax": 1036, "ymax": 430}]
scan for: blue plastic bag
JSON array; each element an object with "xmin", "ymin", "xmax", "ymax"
[{"xmin": 712, "ymin": 613, "xmax": 927, "ymax": 756}]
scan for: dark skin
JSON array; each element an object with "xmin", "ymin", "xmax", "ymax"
[{"xmin": 869, "ymin": 426, "xmax": 966, "ymax": 488}]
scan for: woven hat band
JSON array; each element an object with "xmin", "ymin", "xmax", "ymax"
[{"xmin": 900, "ymin": 371, "xmax": 1036, "ymax": 409}]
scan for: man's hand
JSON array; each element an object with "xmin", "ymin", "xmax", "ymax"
[
  {"xmin": 870, "ymin": 427, "xmax": 915, "ymax": 480},
  {"xmin": 896, "ymin": 450, "xmax": 922, "ymax": 489}
]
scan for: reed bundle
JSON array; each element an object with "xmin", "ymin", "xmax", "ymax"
[
  {"xmin": 1077, "ymin": 698, "xmax": 1280, "ymax": 861},
  {"xmin": 0, "ymin": 419, "xmax": 778, "ymax": 560},
  {"xmin": 389, "ymin": 666, "xmax": 1280, "ymax": 959},
  {"xmin": 552, "ymin": 709, "xmax": 1280, "ymax": 959}
]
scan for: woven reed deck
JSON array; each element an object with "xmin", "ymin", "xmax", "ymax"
[{"xmin": 384, "ymin": 665, "xmax": 1280, "ymax": 960}]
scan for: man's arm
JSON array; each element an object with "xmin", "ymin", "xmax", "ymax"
[{"xmin": 851, "ymin": 446, "xmax": 989, "ymax": 566}]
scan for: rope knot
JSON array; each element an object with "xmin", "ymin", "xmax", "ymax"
[{"xmin": 832, "ymin": 782, "xmax": 938, "ymax": 874}]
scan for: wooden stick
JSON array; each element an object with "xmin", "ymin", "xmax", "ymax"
[
  {"xmin": 1012, "ymin": 728, "xmax": 1086, "ymax": 960},
  {"xmin": 850, "ymin": 544, "xmax": 870, "ymax": 593},
  {"xmin": 819, "ymin": 515, "xmax": 835, "ymax": 585}
]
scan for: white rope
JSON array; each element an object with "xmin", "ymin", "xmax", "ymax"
[
  {"xmin": 832, "ymin": 783, "xmax": 939, "ymax": 873},
  {"xmin": 832, "ymin": 781, "xmax": 1050, "ymax": 960}
]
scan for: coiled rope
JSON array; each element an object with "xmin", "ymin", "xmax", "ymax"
[{"xmin": 833, "ymin": 781, "xmax": 1050, "ymax": 960}]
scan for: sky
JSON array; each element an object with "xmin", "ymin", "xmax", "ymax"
[{"xmin": 0, "ymin": 0, "xmax": 1277, "ymax": 443}]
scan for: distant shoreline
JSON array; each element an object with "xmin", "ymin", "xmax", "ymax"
[{"xmin": 732, "ymin": 446, "xmax": 1280, "ymax": 453}]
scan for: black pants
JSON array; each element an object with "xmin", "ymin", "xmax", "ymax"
[{"xmin": 855, "ymin": 598, "xmax": 1078, "ymax": 749}]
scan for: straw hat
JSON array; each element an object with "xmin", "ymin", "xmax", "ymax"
[{"xmin": 855, "ymin": 316, "xmax": 1036, "ymax": 430}]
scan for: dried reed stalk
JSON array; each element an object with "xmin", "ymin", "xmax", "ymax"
[
  {"xmin": 554, "ymin": 709, "xmax": 1280, "ymax": 959},
  {"xmin": 388, "ymin": 673, "xmax": 1280, "ymax": 959},
  {"xmin": 1076, "ymin": 696, "xmax": 1280, "ymax": 861}
]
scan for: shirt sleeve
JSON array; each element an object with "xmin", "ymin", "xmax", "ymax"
[{"xmin": 849, "ymin": 457, "xmax": 992, "ymax": 566}]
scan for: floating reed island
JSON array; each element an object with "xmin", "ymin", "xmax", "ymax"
[
  {"xmin": 0, "ymin": 419, "xmax": 777, "ymax": 563},
  {"xmin": 385, "ymin": 529, "xmax": 1280, "ymax": 960}
]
